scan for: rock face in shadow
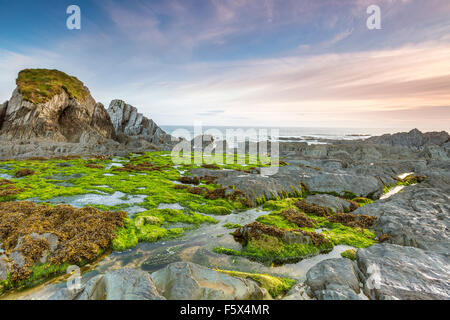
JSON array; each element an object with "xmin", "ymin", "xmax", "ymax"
[
  {"xmin": 0, "ymin": 88, "xmax": 116, "ymax": 144},
  {"xmin": 107, "ymin": 99, "xmax": 172, "ymax": 145}
]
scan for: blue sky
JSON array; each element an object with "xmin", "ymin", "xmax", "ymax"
[{"xmin": 0, "ymin": 0, "xmax": 449, "ymax": 130}]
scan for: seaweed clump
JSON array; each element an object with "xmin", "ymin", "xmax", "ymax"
[
  {"xmin": 15, "ymin": 169, "xmax": 35, "ymax": 178},
  {"xmin": 280, "ymin": 208, "xmax": 315, "ymax": 228},
  {"xmin": 327, "ymin": 213, "xmax": 377, "ymax": 229},
  {"xmin": 0, "ymin": 179, "xmax": 23, "ymax": 201},
  {"xmin": 0, "ymin": 201, "xmax": 126, "ymax": 282},
  {"xmin": 178, "ymin": 176, "xmax": 200, "ymax": 185},
  {"xmin": 295, "ymin": 200, "xmax": 331, "ymax": 217},
  {"xmin": 114, "ymin": 162, "xmax": 169, "ymax": 172}
]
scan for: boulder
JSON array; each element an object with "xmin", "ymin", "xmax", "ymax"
[
  {"xmin": 151, "ymin": 262, "xmax": 267, "ymax": 300},
  {"xmin": 305, "ymin": 194, "xmax": 355, "ymax": 213},
  {"xmin": 357, "ymin": 244, "xmax": 450, "ymax": 300},
  {"xmin": 75, "ymin": 269, "xmax": 165, "ymax": 300},
  {"xmin": 305, "ymin": 258, "xmax": 361, "ymax": 297},
  {"xmin": 0, "ymin": 81, "xmax": 115, "ymax": 143},
  {"xmin": 107, "ymin": 99, "xmax": 172, "ymax": 145}
]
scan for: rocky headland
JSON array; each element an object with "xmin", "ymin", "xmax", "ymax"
[{"xmin": 0, "ymin": 69, "xmax": 448, "ymax": 300}]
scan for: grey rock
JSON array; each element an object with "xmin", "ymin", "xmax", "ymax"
[
  {"xmin": 77, "ymin": 269, "xmax": 164, "ymax": 300},
  {"xmin": 107, "ymin": 99, "xmax": 172, "ymax": 145},
  {"xmin": 0, "ymin": 87, "xmax": 115, "ymax": 143},
  {"xmin": 190, "ymin": 164, "xmax": 384, "ymax": 204},
  {"xmin": 419, "ymin": 145, "xmax": 449, "ymax": 160},
  {"xmin": 306, "ymin": 194, "xmax": 355, "ymax": 213},
  {"xmin": 151, "ymin": 262, "xmax": 267, "ymax": 300},
  {"xmin": 48, "ymin": 287, "xmax": 85, "ymax": 300},
  {"xmin": 9, "ymin": 251, "xmax": 26, "ymax": 268},
  {"xmin": 282, "ymin": 283, "xmax": 312, "ymax": 300},
  {"xmin": 366, "ymin": 129, "xmax": 449, "ymax": 149},
  {"xmin": 305, "ymin": 258, "xmax": 361, "ymax": 295},
  {"xmin": 357, "ymin": 244, "xmax": 450, "ymax": 300},
  {"xmin": 354, "ymin": 186, "xmax": 450, "ymax": 253},
  {"xmin": 315, "ymin": 284, "xmax": 366, "ymax": 300}
]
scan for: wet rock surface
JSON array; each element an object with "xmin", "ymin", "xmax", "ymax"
[
  {"xmin": 357, "ymin": 244, "xmax": 450, "ymax": 300},
  {"xmin": 51, "ymin": 269, "xmax": 165, "ymax": 300},
  {"xmin": 305, "ymin": 258, "xmax": 362, "ymax": 299},
  {"xmin": 354, "ymin": 186, "xmax": 450, "ymax": 253},
  {"xmin": 151, "ymin": 262, "xmax": 268, "ymax": 300}
]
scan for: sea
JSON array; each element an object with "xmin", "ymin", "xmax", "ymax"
[{"xmin": 160, "ymin": 125, "xmax": 402, "ymax": 146}]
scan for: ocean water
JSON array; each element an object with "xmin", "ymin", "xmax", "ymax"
[{"xmin": 161, "ymin": 125, "xmax": 401, "ymax": 145}]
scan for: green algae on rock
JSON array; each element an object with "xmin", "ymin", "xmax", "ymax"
[
  {"xmin": 341, "ymin": 249, "xmax": 357, "ymax": 261},
  {"xmin": 214, "ymin": 197, "xmax": 376, "ymax": 265},
  {"xmin": 16, "ymin": 69, "xmax": 90, "ymax": 104},
  {"xmin": 215, "ymin": 269, "xmax": 297, "ymax": 298}
]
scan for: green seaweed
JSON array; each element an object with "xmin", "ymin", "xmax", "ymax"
[
  {"xmin": 216, "ymin": 269, "xmax": 297, "ymax": 298},
  {"xmin": 341, "ymin": 249, "xmax": 357, "ymax": 261}
]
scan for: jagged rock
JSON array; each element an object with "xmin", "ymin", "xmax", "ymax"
[
  {"xmin": 151, "ymin": 262, "xmax": 268, "ymax": 300},
  {"xmin": 305, "ymin": 258, "xmax": 361, "ymax": 299},
  {"xmin": 75, "ymin": 269, "xmax": 165, "ymax": 300},
  {"xmin": 0, "ymin": 85, "xmax": 115, "ymax": 143},
  {"xmin": 419, "ymin": 145, "xmax": 449, "ymax": 160},
  {"xmin": 107, "ymin": 99, "xmax": 172, "ymax": 145},
  {"xmin": 366, "ymin": 129, "xmax": 449, "ymax": 149},
  {"xmin": 357, "ymin": 244, "xmax": 450, "ymax": 300},
  {"xmin": 354, "ymin": 186, "xmax": 450, "ymax": 253}
]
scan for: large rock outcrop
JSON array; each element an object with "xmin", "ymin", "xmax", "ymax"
[
  {"xmin": 107, "ymin": 99, "xmax": 172, "ymax": 145},
  {"xmin": 0, "ymin": 69, "xmax": 116, "ymax": 144}
]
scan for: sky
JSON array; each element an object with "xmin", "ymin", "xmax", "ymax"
[{"xmin": 0, "ymin": 0, "xmax": 449, "ymax": 131}]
